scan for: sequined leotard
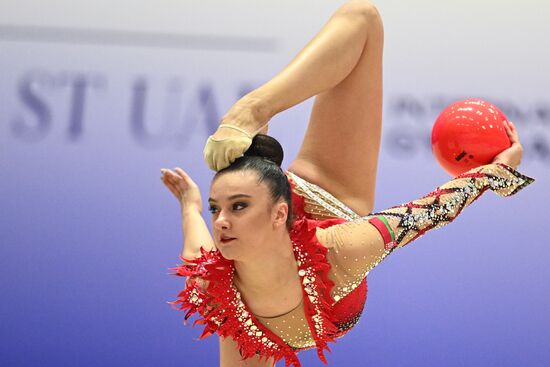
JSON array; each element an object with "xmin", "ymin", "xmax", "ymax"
[{"xmin": 170, "ymin": 163, "xmax": 534, "ymax": 366}]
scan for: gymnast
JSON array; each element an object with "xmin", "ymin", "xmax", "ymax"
[{"xmin": 161, "ymin": 1, "xmax": 534, "ymax": 366}]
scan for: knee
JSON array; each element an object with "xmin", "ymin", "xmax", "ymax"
[
  {"xmin": 338, "ymin": 0, "xmax": 381, "ymax": 20},
  {"xmin": 337, "ymin": 0, "xmax": 383, "ymax": 31}
]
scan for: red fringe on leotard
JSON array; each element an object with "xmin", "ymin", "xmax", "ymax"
[{"xmin": 168, "ymin": 216, "xmax": 346, "ymax": 366}]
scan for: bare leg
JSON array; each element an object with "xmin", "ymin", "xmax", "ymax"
[
  {"xmin": 285, "ymin": 2, "xmax": 383, "ymax": 216},
  {"xmin": 289, "ymin": 4, "xmax": 383, "ymax": 216},
  {"xmin": 214, "ymin": 0, "xmax": 383, "ymax": 215}
]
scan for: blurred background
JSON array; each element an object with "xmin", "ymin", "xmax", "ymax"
[{"xmin": 1, "ymin": 0, "xmax": 548, "ymax": 366}]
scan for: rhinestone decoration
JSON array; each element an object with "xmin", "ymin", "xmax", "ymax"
[
  {"xmin": 288, "ymin": 171, "xmax": 360, "ymax": 221},
  {"xmin": 292, "ymin": 241, "xmax": 329, "ymax": 345},
  {"xmin": 230, "ymin": 284, "xmax": 282, "ymax": 350},
  {"xmin": 367, "ymin": 163, "xmax": 534, "ymax": 249},
  {"xmin": 171, "ymin": 163, "xmax": 533, "ymax": 367},
  {"xmin": 320, "ymin": 163, "xmax": 534, "ymax": 302}
]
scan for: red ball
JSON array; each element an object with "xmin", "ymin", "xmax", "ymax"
[{"xmin": 431, "ymin": 99, "xmax": 511, "ymax": 176}]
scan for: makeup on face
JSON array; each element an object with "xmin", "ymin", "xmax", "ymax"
[{"xmin": 209, "ymin": 172, "xmax": 276, "ymax": 254}]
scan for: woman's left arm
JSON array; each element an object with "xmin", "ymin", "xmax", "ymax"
[
  {"xmin": 317, "ymin": 121, "xmax": 533, "ymax": 286},
  {"xmin": 317, "ymin": 162, "xmax": 535, "ymax": 287}
]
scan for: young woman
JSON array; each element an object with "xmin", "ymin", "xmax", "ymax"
[{"xmin": 161, "ymin": 1, "xmax": 534, "ymax": 366}]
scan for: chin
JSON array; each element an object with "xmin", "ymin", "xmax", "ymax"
[{"xmin": 217, "ymin": 244, "xmax": 239, "ymax": 260}]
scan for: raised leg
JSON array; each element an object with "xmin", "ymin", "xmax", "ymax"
[
  {"xmin": 288, "ymin": 1, "xmax": 384, "ymax": 216},
  {"xmin": 213, "ymin": 1, "xmax": 384, "ymax": 215}
]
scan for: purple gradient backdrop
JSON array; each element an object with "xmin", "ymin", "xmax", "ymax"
[{"xmin": 1, "ymin": 2, "xmax": 549, "ymax": 366}]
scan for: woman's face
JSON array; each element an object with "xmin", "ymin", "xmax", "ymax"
[{"xmin": 209, "ymin": 170, "xmax": 287, "ymax": 260}]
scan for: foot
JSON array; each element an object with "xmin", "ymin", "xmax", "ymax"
[{"xmin": 210, "ymin": 93, "xmax": 272, "ymax": 140}]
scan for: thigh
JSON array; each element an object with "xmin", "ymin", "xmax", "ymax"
[{"xmin": 288, "ymin": 8, "xmax": 384, "ymax": 216}]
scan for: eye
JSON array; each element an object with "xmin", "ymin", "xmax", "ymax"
[
  {"xmin": 232, "ymin": 202, "xmax": 248, "ymax": 211},
  {"xmin": 208, "ymin": 205, "xmax": 219, "ymax": 214}
]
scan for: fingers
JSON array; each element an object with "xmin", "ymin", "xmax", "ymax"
[
  {"xmin": 161, "ymin": 168, "xmax": 185, "ymax": 188},
  {"xmin": 508, "ymin": 121, "xmax": 519, "ymax": 137},
  {"xmin": 161, "ymin": 171, "xmax": 182, "ymax": 198},
  {"xmin": 161, "ymin": 167, "xmax": 198, "ymax": 196},
  {"xmin": 173, "ymin": 167, "xmax": 187, "ymax": 177},
  {"xmin": 164, "ymin": 180, "xmax": 181, "ymax": 198},
  {"xmin": 503, "ymin": 120, "xmax": 520, "ymax": 145},
  {"xmin": 173, "ymin": 167, "xmax": 195, "ymax": 185},
  {"xmin": 503, "ymin": 120, "xmax": 512, "ymax": 142},
  {"xmin": 162, "ymin": 168, "xmax": 181, "ymax": 181}
]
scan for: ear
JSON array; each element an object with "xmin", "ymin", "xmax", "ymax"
[{"xmin": 272, "ymin": 201, "xmax": 289, "ymax": 229}]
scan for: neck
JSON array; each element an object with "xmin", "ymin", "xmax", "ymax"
[{"xmin": 233, "ymin": 231, "xmax": 297, "ymax": 294}]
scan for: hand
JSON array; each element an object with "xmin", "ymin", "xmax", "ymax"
[
  {"xmin": 492, "ymin": 120, "xmax": 523, "ymax": 170},
  {"xmin": 160, "ymin": 167, "xmax": 202, "ymax": 213},
  {"xmin": 203, "ymin": 95, "xmax": 270, "ymax": 171}
]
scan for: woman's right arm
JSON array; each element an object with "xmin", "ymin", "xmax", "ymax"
[
  {"xmin": 161, "ymin": 167, "xmax": 214, "ymax": 259},
  {"xmin": 181, "ymin": 205, "xmax": 214, "ymax": 260}
]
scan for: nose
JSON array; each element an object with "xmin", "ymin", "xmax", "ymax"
[{"xmin": 213, "ymin": 210, "xmax": 230, "ymax": 231}]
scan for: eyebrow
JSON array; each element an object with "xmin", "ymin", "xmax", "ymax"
[{"xmin": 208, "ymin": 194, "xmax": 252, "ymax": 203}]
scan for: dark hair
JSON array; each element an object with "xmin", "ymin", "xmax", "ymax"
[{"xmin": 215, "ymin": 134, "xmax": 293, "ymax": 229}]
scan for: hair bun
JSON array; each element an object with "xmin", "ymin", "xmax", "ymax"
[{"xmin": 244, "ymin": 134, "xmax": 284, "ymax": 167}]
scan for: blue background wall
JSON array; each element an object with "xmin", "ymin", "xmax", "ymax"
[{"xmin": 1, "ymin": 1, "xmax": 549, "ymax": 366}]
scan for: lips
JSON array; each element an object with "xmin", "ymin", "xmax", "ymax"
[{"xmin": 220, "ymin": 235, "xmax": 236, "ymax": 244}]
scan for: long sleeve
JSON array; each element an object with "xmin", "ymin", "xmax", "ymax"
[{"xmin": 318, "ymin": 163, "xmax": 535, "ymax": 301}]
